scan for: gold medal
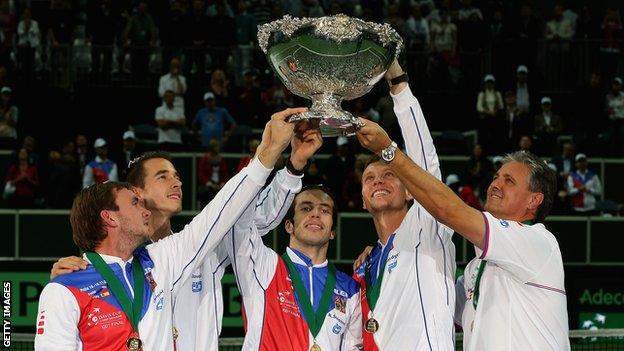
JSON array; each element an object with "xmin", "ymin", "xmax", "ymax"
[
  {"xmin": 310, "ymin": 342, "xmax": 321, "ymax": 351},
  {"xmin": 365, "ymin": 317, "xmax": 379, "ymax": 333},
  {"xmin": 126, "ymin": 336, "xmax": 142, "ymax": 351}
]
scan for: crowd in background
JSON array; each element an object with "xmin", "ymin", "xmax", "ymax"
[{"xmin": 0, "ymin": 0, "xmax": 622, "ymax": 214}]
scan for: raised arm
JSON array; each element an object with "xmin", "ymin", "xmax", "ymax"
[
  {"xmin": 386, "ymin": 60, "xmax": 441, "ymax": 180},
  {"xmin": 149, "ymin": 108, "xmax": 307, "ymax": 296},
  {"xmin": 255, "ymin": 129, "xmax": 323, "ymax": 234},
  {"xmin": 356, "ymin": 119, "xmax": 486, "ymax": 248}
]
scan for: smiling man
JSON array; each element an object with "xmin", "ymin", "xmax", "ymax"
[
  {"xmin": 355, "ymin": 119, "xmax": 569, "ymax": 350},
  {"xmin": 228, "ymin": 183, "xmax": 363, "ymax": 350},
  {"xmin": 352, "ymin": 61, "xmax": 456, "ymax": 351}
]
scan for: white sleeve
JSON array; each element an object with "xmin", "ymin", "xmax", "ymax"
[
  {"xmin": 254, "ymin": 167, "xmax": 301, "ymax": 235},
  {"xmin": 392, "ymin": 87, "xmax": 441, "ymax": 180},
  {"xmin": 34, "ymin": 283, "xmax": 81, "ymax": 350},
  {"xmin": 109, "ymin": 164, "xmax": 118, "ymax": 182},
  {"xmin": 227, "ymin": 198, "xmax": 278, "ymax": 296},
  {"xmin": 589, "ymin": 175, "xmax": 602, "ymax": 196},
  {"xmin": 476, "ymin": 212, "xmax": 555, "ymax": 282},
  {"xmin": 158, "ymin": 76, "xmax": 166, "ymax": 97},
  {"xmin": 147, "ymin": 157, "xmax": 272, "ymax": 297},
  {"xmin": 82, "ymin": 165, "xmax": 93, "ymax": 189},
  {"xmin": 454, "ymin": 275, "xmax": 466, "ymax": 327},
  {"xmin": 155, "ymin": 107, "xmax": 164, "ymax": 121},
  {"xmin": 341, "ymin": 292, "xmax": 364, "ymax": 351}
]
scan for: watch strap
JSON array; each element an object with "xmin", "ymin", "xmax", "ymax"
[{"xmin": 390, "ymin": 73, "xmax": 409, "ymax": 86}]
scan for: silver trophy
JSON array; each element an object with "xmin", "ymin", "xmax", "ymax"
[{"xmin": 258, "ymin": 14, "xmax": 403, "ymax": 137}]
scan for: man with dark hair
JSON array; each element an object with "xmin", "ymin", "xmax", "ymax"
[
  {"xmin": 228, "ymin": 180, "xmax": 363, "ymax": 350},
  {"xmin": 355, "ymin": 117, "xmax": 569, "ymax": 349},
  {"xmin": 37, "ymin": 108, "xmax": 306, "ymax": 350}
]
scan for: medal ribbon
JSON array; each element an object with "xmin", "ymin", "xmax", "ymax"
[
  {"xmin": 86, "ymin": 252, "xmax": 145, "ymax": 332},
  {"xmin": 364, "ymin": 234, "xmax": 395, "ymax": 312},
  {"xmin": 282, "ymin": 252, "xmax": 337, "ymax": 338},
  {"xmin": 472, "ymin": 220, "xmax": 533, "ymax": 309}
]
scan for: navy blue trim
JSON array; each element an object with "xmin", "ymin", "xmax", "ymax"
[
  {"xmin": 410, "ymin": 106, "xmax": 428, "ymax": 171},
  {"xmin": 435, "ymin": 221, "xmax": 450, "ymax": 306},
  {"xmin": 248, "ymin": 238, "xmax": 266, "ymax": 290},
  {"xmin": 415, "ymin": 228, "xmax": 433, "ymax": 351},
  {"xmin": 212, "ymin": 269, "xmax": 221, "ymax": 339},
  {"xmin": 172, "ymin": 175, "xmax": 248, "ymax": 288},
  {"xmin": 255, "ymin": 188, "xmax": 271, "ymax": 208},
  {"xmin": 479, "ymin": 212, "xmax": 490, "ymax": 259},
  {"xmin": 257, "ymin": 190, "xmax": 291, "ymax": 230}
]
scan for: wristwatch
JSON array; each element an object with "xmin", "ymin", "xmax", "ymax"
[
  {"xmin": 380, "ymin": 141, "xmax": 398, "ymax": 163},
  {"xmin": 390, "ymin": 73, "xmax": 409, "ymax": 86}
]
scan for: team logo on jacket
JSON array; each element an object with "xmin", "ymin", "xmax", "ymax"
[
  {"xmin": 333, "ymin": 294, "xmax": 347, "ymax": 313},
  {"xmin": 86, "ymin": 307, "xmax": 124, "ymax": 329},
  {"xmin": 278, "ymin": 290, "xmax": 300, "ymax": 317},
  {"xmin": 332, "ymin": 324, "xmax": 343, "ymax": 334},
  {"xmin": 387, "ymin": 253, "xmax": 399, "ymax": 274},
  {"xmin": 192, "ymin": 281, "xmax": 203, "ymax": 292},
  {"xmin": 499, "ymin": 219, "xmax": 509, "ymax": 228},
  {"xmin": 153, "ymin": 290, "xmax": 165, "ymax": 310}
]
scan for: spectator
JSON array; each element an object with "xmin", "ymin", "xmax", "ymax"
[
  {"xmin": 518, "ymin": 134, "xmax": 533, "ymax": 153},
  {"xmin": 197, "ymin": 139, "xmax": 229, "ymax": 207},
  {"xmin": 545, "ymin": 4, "xmax": 574, "ymax": 88},
  {"xmin": 193, "ymin": 91, "xmax": 236, "ymax": 148},
  {"xmin": 605, "ymin": 77, "xmax": 624, "ymax": 156},
  {"xmin": 0, "ymin": 86, "xmax": 17, "ymax": 148},
  {"xmin": 429, "ymin": 10, "xmax": 459, "ymax": 87},
  {"xmin": 405, "ymin": 5, "xmax": 429, "ymax": 81},
  {"xmin": 47, "ymin": 0, "xmax": 74, "ymax": 82},
  {"xmin": 549, "ymin": 162, "xmax": 572, "ymax": 215},
  {"xmin": 47, "ymin": 143, "xmax": 80, "ymax": 208},
  {"xmin": 87, "ymin": 0, "xmax": 117, "ymax": 82},
  {"xmin": 552, "ymin": 141, "xmax": 576, "ymax": 183},
  {"xmin": 511, "ymin": 4, "xmax": 541, "ymax": 70},
  {"xmin": 4, "ymin": 148, "xmax": 38, "ymax": 208},
  {"xmin": 514, "ymin": 65, "xmax": 532, "ymax": 114},
  {"xmin": 465, "ymin": 143, "xmax": 493, "ymax": 201},
  {"xmin": 210, "ymin": 69, "xmax": 234, "ymax": 111},
  {"xmin": 185, "ymin": 0, "xmax": 209, "ymax": 78},
  {"xmin": 503, "ymin": 90, "xmax": 531, "ymax": 153},
  {"xmin": 325, "ymin": 136, "xmax": 355, "ymax": 209},
  {"xmin": 236, "ymin": 138, "xmax": 260, "ymax": 172},
  {"xmin": 16, "ymin": 8, "xmax": 40, "ymax": 81},
  {"xmin": 533, "ymin": 96, "xmax": 563, "ymax": 155},
  {"xmin": 116, "ymin": 130, "xmax": 140, "ymax": 175},
  {"xmin": 82, "ymin": 138, "xmax": 118, "ymax": 188},
  {"xmin": 235, "ymin": 69, "xmax": 264, "ymax": 127},
  {"xmin": 476, "ymin": 74, "xmax": 503, "ymax": 152},
  {"xmin": 235, "ymin": 1, "xmax": 257, "ymax": 76},
  {"xmin": 445, "ymin": 173, "xmax": 481, "ymax": 210},
  {"xmin": 567, "ymin": 153, "xmax": 602, "ymax": 215},
  {"xmin": 598, "ymin": 8, "xmax": 623, "ymax": 81},
  {"xmin": 123, "ymin": 1, "xmax": 157, "ymax": 83},
  {"xmin": 75, "ymin": 134, "xmax": 90, "ymax": 174},
  {"xmin": 457, "ymin": 0, "xmax": 486, "ymax": 88},
  {"xmin": 206, "ymin": 1, "xmax": 236, "ymax": 70},
  {"xmin": 158, "ymin": 58, "xmax": 187, "ymax": 112},
  {"xmin": 155, "ymin": 90, "xmax": 185, "ymax": 151}
]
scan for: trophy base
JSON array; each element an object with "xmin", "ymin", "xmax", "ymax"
[{"xmin": 288, "ymin": 94, "xmax": 365, "ymax": 137}]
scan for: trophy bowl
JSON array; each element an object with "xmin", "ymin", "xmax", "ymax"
[{"xmin": 258, "ymin": 14, "xmax": 403, "ymax": 137}]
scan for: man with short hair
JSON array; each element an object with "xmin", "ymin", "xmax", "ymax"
[
  {"xmin": 37, "ymin": 108, "xmax": 305, "ymax": 350},
  {"xmin": 229, "ymin": 182, "xmax": 363, "ymax": 350},
  {"xmin": 355, "ymin": 119, "xmax": 569, "ymax": 350},
  {"xmin": 158, "ymin": 58, "xmax": 187, "ymax": 112},
  {"xmin": 567, "ymin": 153, "xmax": 602, "ymax": 215},
  {"xmin": 155, "ymin": 90, "xmax": 186, "ymax": 151},
  {"xmin": 117, "ymin": 130, "xmax": 140, "ymax": 174},
  {"xmin": 193, "ymin": 91, "xmax": 237, "ymax": 148},
  {"xmin": 352, "ymin": 60, "xmax": 456, "ymax": 350},
  {"xmin": 83, "ymin": 138, "xmax": 118, "ymax": 188}
]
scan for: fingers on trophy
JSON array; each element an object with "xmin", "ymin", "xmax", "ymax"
[{"xmin": 258, "ymin": 14, "xmax": 403, "ymax": 138}]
